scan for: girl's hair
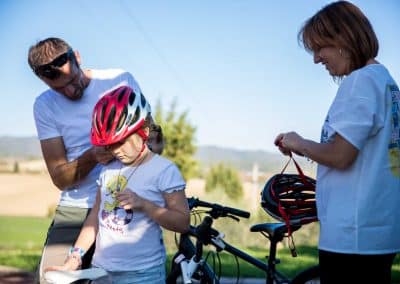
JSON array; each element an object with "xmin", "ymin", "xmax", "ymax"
[
  {"xmin": 298, "ymin": 1, "xmax": 378, "ymax": 73},
  {"xmin": 143, "ymin": 114, "xmax": 164, "ymax": 154}
]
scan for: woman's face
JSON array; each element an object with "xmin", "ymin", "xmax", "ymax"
[{"xmin": 313, "ymin": 46, "xmax": 350, "ymax": 76}]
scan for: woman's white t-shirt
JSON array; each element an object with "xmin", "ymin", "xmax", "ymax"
[{"xmin": 317, "ymin": 64, "xmax": 400, "ymax": 254}]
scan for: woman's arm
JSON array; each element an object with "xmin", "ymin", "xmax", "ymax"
[{"xmin": 275, "ymin": 132, "xmax": 358, "ymax": 170}]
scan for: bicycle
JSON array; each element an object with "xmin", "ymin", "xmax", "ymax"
[{"xmin": 166, "ymin": 197, "xmax": 320, "ymax": 284}]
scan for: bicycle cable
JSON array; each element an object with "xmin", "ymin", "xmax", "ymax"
[
  {"xmin": 204, "ymin": 250, "xmax": 221, "ymax": 281},
  {"xmin": 233, "ymin": 253, "xmax": 240, "ymax": 284}
]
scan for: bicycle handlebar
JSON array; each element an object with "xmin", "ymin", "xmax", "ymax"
[{"xmin": 188, "ymin": 197, "xmax": 250, "ymax": 219}]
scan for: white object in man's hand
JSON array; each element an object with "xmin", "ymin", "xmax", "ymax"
[{"xmin": 44, "ymin": 267, "xmax": 107, "ymax": 284}]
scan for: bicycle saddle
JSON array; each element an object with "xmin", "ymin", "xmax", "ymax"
[{"xmin": 44, "ymin": 267, "xmax": 108, "ymax": 284}]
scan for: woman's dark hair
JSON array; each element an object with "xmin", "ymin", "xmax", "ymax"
[{"xmin": 298, "ymin": 1, "xmax": 379, "ymax": 73}]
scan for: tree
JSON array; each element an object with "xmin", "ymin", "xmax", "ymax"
[
  {"xmin": 205, "ymin": 162, "xmax": 243, "ymax": 200},
  {"xmin": 153, "ymin": 99, "xmax": 198, "ymax": 180}
]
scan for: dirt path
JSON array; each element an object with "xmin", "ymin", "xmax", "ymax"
[
  {"xmin": 0, "ymin": 173, "xmax": 59, "ymax": 217},
  {"xmin": 0, "ymin": 266, "xmax": 34, "ymax": 284}
]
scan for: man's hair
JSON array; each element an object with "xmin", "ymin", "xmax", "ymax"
[
  {"xmin": 28, "ymin": 37, "xmax": 71, "ymax": 72},
  {"xmin": 298, "ymin": 0, "xmax": 379, "ymax": 73}
]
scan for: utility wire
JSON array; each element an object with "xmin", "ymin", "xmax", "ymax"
[{"xmin": 118, "ymin": 0, "xmax": 189, "ymax": 98}]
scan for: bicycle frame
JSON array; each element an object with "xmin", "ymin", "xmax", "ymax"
[
  {"xmin": 167, "ymin": 197, "xmax": 319, "ymax": 284},
  {"xmin": 172, "ymin": 223, "xmax": 291, "ymax": 283}
]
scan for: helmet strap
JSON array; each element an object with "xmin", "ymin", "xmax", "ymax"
[
  {"xmin": 128, "ymin": 130, "xmax": 148, "ymax": 166},
  {"xmin": 136, "ymin": 129, "xmax": 148, "ymax": 141}
]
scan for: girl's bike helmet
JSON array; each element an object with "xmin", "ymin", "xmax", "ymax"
[{"xmin": 91, "ymin": 85, "xmax": 150, "ymax": 146}]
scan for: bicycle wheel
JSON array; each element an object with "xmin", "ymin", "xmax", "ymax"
[
  {"xmin": 166, "ymin": 256, "xmax": 219, "ymax": 284},
  {"xmin": 290, "ymin": 265, "xmax": 320, "ymax": 284}
]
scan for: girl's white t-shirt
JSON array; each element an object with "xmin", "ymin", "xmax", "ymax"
[
  {"xmin": 92, "ymin": 155, "xmax": 186, "ymax": 271},
  {"xmin": 317, "ymin": 64, "xmax": 400, "ymax": 254}
]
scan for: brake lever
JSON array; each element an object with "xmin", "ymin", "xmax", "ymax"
[{"xmin": 227, "ymin": 214, "xmax": 240, "ymax": 222}]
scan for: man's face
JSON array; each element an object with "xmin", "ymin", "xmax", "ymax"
[{"xmin": 40, "ymin": 51, "xmax": 87, "ymax": 100}]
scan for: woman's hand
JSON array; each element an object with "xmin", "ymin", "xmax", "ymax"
[{"xmin": 274, "ymin": 132, "xmax": 305, "ymax": 156}]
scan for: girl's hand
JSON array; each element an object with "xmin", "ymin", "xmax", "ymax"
[
  {"xmin": 44, "ymin": 254, "xmax": 81, "ymax": 272},
  {"xmin": 117, "ymin": 189, "xmax": 145, "ymax": 211}
]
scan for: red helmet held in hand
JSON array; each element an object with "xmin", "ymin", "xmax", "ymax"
[{"xmin": 261, "ymin": 161, "xmax": 317, "ymax": 225}]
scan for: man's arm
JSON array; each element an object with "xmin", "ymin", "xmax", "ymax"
[{"xmin": 40, "ymin": 137, "xmax": 113, "ymax": 191}]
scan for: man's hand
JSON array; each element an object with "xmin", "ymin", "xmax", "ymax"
[{"xmin": 93, "ymin": 146, "xmax": 114, "ymax": 165}]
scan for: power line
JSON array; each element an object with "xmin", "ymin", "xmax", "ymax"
[{"xmin": 118, "ymin": 0, "xmax": 189, "ymax": 97}]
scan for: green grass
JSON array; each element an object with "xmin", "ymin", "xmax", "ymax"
[
  {"xmin": 0, "ymin": 216, "xmax": 51, "ymax": 271},
  {"xmin": 1, "ymin": 215, "xmax": 400, "ymax": 282},
  {"xmin": 165, "ymin": 245, "xmax": 320, "ymax": 279}
]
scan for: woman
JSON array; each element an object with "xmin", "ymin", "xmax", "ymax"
[{"xmin": 274, "ymin": 1, "xmax": 400, "ymax": 283}]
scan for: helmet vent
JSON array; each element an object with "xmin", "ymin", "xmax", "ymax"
[
  {"xmin": 100, "ymin": 102, "xmax": 107, "ymax": 122},
  {"xmin": 93, "ymin": 113, "xmax": 100, "ymax": 136},
  {"xmin": 116, "ymin": 106, "xmax": 127, "ymax": 131},
  {"xmin": 140, "ymin": 93, "xmax": 146, "ymax": 108},
  {"xmin": 129, "ymin": 91, "xmax": 136, "ymax": 105},
  {"xmin": 106, "ymin": 105, "xmax": 116, "ymax": 133},
  {"xmin": 129, "ymin": 106, "xmax": 140, "ymax": 126},
  {"xmin": 117, "ymin": 89, "xmax": 125, "ymax": 102}
]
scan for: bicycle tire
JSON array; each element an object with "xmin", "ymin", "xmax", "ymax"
[
  {"xmin": 290, "ymin": 265, "xmax": 320, "ymax": 284},
  {"xmin": 166, "ymin": 256, "xmax": 182, "ymax": 284}
]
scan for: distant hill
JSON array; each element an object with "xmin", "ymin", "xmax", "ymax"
[
  {"xmin": 196, "ymin": 145, "xmax": 285, "ymax": 172},
  {"xmin": 0, "ymin": 136, "xmax": 315, "ymax": 173}
]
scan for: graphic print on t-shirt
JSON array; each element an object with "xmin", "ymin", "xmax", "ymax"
[
  {"xmin": 101, "ymin": 174, "xmax": 133, "ymax": 234},
  {"xmin": 388, "ymin": 84, "xmax": 400, "ymax": 177}
]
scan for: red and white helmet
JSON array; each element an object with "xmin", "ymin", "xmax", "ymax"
[{"xmin": 91, "ymin": 85, "xmax": 151, "ymax": 146}]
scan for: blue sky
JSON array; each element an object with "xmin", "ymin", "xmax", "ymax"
[{"xmin": 1, "ymin": 0, "xmax": 399, "ymax": 152}]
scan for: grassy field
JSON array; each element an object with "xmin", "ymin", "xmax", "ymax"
[{"xmin": 1, "ymin": 215, "xmax": 399, "ymax": 281}]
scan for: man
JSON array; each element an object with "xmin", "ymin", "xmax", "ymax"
[{"xmin": 28, "ymin": 37, "xmax": 162, "ymax": 283}]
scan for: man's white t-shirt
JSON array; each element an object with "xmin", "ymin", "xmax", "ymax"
[
  {"xmin": 92, "ymin": 154, "xmax": 186, "ymax": 271},
  {"xmin": 317, "ymin": 64, "xmax": 400, "ymax": 254},
  {"xmin": 33, "ymin": 69, "xmax": 144, "ymax": 208}
]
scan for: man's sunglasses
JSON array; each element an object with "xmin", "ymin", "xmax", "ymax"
[{"xmin": 33, "ymin": 48, "xmax": 74, "ymax": 80}]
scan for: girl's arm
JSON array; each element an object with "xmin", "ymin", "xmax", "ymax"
[
  {"xmin": 45, "ymin": 188, "xmax": 101, "ymax": 271},
  {"xmin": 73, "ymin": 187, "xmax": 101, "ymax": 252},
  {"xmin": 117, "ymin": 189, "xmax": 190, "ymax": 233}
]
